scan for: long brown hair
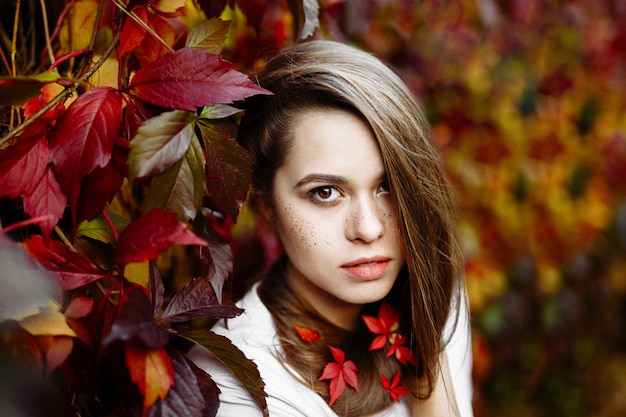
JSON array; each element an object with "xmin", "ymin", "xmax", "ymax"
[{"xmin": 238, "ymin": 40, "xmax": 463, "ymax": 416}]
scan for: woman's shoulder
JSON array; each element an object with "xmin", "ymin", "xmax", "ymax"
[{"xmin": 186, "ymin": 284, "xmax": 339, "ymax": 417}]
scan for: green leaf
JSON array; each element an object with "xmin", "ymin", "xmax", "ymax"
[
  {"xmin": 177, "ymin": 328, "xmax": 268, "ymax": 417},
  {"xmin": 186, "ymin": 18, "xmax": 230, "ymax": 53},
  {"xmin": 144, "ymin": 134, "xmax": 206, "ymax": 221},
  {"xmin": 0, "ymin": 70, "xmax": 61, "ymax": 106},
  {"xmin": 199, "ymin": 104, "xmax": 243, "ymax": 121},
  {"xmin": 128, "ymin": 110, "xmax": 197, "ymax": 180},
  {"xmin": 76, "ymin": 211, "xmax": 130, "ymax": 245}
]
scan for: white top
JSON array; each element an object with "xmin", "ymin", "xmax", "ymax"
[{"xmin": 188, "ymin": 284, "xmax": 473, "ymax": 417}]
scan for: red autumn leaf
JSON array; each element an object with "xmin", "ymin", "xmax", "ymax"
[
  {"xmin": 197, "ymin": 227, "xmax": 233, "ymax": 304},
  {"xmin": 199, "ymin": 122, "xmax": 252, "ymax": 221},
  {"xmin": 49, "ymin": 86, "xmax": 123, "ymax": 222},
  {"xmin": 125, "ymin": 343, "xmax": 175, "ymax": 417},
  {"xmin": 22, "ymin": 165, "xmax": 67, "ymax": 240},
  {"xmin": 64, "ymin": 296, "xmax": 95, "ymax": 319},
  {"xmin": 319, "ymin": 346, "xmax": 358, "ymax": 406},
  {"xmin": 381, "ymin": 370, "xmax": 408, "ymax": 402},
  {"xmin": 362, "ymin": 300, "xmax": 400, "ymax": 352},
  {"xmin": 294, "ymin": 324, "xmax": 321, "ymax": 342},
  {"xmin": 113, "ymin": 208, "xmax": 208, "ymax": 265},
  {"xmin": 128, "ymin": 47, "xmax": 271, "ymax": 111},
  {"xmin": 386, "ymin": 333, "xmax": 417, "ymax": 367},
  {"xmin": 104, "ymin": 284, "xmax": 170, "ymax": 349},
  {"xmin": 160, "ymin": 277, "xmax": 243, "ymax": 323},
  {"xmin": 119, "ymin": 7, "xmax": 176, "ymax": 65},
  {"xmin": 22, "ymin": 235, "xmax": 108, "ymax": 290},
  {"xmin": 149, "ymin": 262, "xmax": 165, "ymax": 318},
  {"xmin": 0, "ymin": 134, "xmax": 48, "ymax": 199}
]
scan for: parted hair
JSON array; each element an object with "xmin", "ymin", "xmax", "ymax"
[{"xmin": 237, "ymin": 40, "xmax": 463, "ymax": 416}]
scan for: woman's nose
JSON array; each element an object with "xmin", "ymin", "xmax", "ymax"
[{"xmin": 345, "ymin": 198, "xmax": 385, "ymax": 243}]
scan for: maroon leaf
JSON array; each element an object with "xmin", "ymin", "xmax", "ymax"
[
  {"xmin": 103, "ymin": 284, "xmax": 170, "ymax": 349},
  {"xmin": 160, "ymin": 278, "xmax": 242, "ymax": 323},
  {"xmin": 76, "ymin": 162, "xmax": 124, "ymax": 223},
  {"xmin": 0, "ymin": 134, "xmax": 48, "ymax": 199},
  {"xmin": 149, "ymin": 261, "xmax": 165, "ymax": 318},
  {"xmin": 22, "ymin": 165, "xmax": 67, "ymax": 240},
  {"xmin": 22, "ymin": 235, "xmax": 109, "ymax": 290},
  {"xmin": 49, "ymin": 87, "xmax": 123, "ymax": 222},
  {"xmin": 114, "ymin": 209, "xmax": 208, "ymax": 265},
  {"xmin": 200, "ymin": 123, "xmax": 252, "ymax": 221},
  {"xmin": 147, "ymin": 349, "xmax": 220, "ymax": 417},
  {"xmin": 128, "ymin": 47, "xmax": 271, "ymax": 111},
  {"xmin": 200, "ymin": 233, "xmax": 233, "ymax": 304},
  {"xmin": 177, "ymin": 328, "xmax": 268, "ymax": 416},
  {"xmin": 128, "ymin": 110, "xmax": 197, "ymax": 181}
]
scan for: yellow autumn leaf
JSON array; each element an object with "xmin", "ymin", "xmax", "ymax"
[{"xmin": 18, "ymin": 302, "xmax": 76, "ymax": 337}]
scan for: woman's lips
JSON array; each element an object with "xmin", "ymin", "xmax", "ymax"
[{"xmin": 341, "ymin": 257, "xmax": 392, "ymax": 280}]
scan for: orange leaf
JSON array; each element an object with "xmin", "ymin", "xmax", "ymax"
[
  {"xmin": 294, "ymin": 324, "xmax": 321, "ymax": 342},
  {"xmin": 126, "ymin": 344, "xmax": 175, "ymax": 416}
]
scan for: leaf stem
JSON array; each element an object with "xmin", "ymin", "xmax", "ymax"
[
  {"xmin": 0, "ymin": 30, "xmax": 121, "ymax": 148},
  {"xmin": 39, "ymin": 0, "xmax": 56, "ymax": 66},
  {"xmin": 1, "ymin": 215, "xmax": 55, "ymax": 234},
  {"xmin": 102, "ymin": 210, "xmax": 119, "ymax": 242}
]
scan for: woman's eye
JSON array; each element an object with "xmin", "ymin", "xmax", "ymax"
[
  {"xmin": 310, "ymin": 186, "xmax": 340, "ymax": 203},
  {"xmin": 377, "ymin": 180, "xmax": 391, "ymax": 194}
]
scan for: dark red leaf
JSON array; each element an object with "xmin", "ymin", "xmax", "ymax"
[
  {"xmin": 200, "ymin": 123, "xmax": 252, "ymax": 221},
  {"xmin": 0, "ymin": 135, "xmax": 48, "ymax": 199},
  {"xmin": 147, "ymin": 349, "xmax": 220, "ymax": 417},
  {"xmin": 160, "ymin": 278, "xmax": 243, "ymax": 323},
  {"xmin": 128, "ymin": 47, "xmax": 271, "ymax": 111},
  {"xmin": 49, "ymin": 87, "xmax": 123, "ymax": 222},
  {"xmin": 76, "ymin": 160, "xmax": 124, "ymax": 223},
  {"xmin": 22, "ymin": 235, "xmax": 108, "ymax": 290},
  {"xmin": 149, "ymin": 262, "xmax": 165, "ymax": 318},
  {"xmin": 103, "ymin": 284, "xmax": 170, "ymax": 349},
  {"xmin": 22, "ymin": 166, "xmax": 67, "ymax": 240},
  {"xmin": 114, "ymin": 208, "xmax": 207, "ymax": 265},
  {"xmin": 177, "ymin": 328, "xmax": 268, "ymax": 416},
  {"xmin": 197, "ymin": 228, "xmax": 233, "ymax": 304},
  {"xmin": 119, "ymin": 7, "xmax": 149, "ymax": 58}
]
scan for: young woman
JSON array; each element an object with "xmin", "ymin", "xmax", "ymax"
[{"xmin": 189, "ymin": 40, "xmax": 473, "ymax": 417}]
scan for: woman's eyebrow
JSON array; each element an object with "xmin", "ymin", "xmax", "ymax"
[{"xmin": 294, "ymin": 174, "xmax": 348, "ymax": 189}]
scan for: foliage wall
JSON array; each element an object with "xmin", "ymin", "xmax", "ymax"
[{"xmin": 2, "ymin": 0, "xmax": 626, "ymax": 417}]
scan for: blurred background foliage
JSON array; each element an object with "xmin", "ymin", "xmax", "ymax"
[{"xmin": 224, "ymin": 1, "xmax": 626, "ymax": 416}]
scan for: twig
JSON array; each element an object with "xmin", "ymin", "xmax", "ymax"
[
  {"xmin": 11, "ymin": 0, "xmax": 21, "ymax": 76},
  {"xmin": 0, "ymin": 30, "xmax": 121, "ymax": 148},
  {"xmin": 39, "ymin": 0, "xmax": 56, "ymax": 66}
]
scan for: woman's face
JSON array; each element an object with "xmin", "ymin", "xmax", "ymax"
[{"xmin": 269, "ymin": 109, "xmax": 405, "ymax": 330}]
